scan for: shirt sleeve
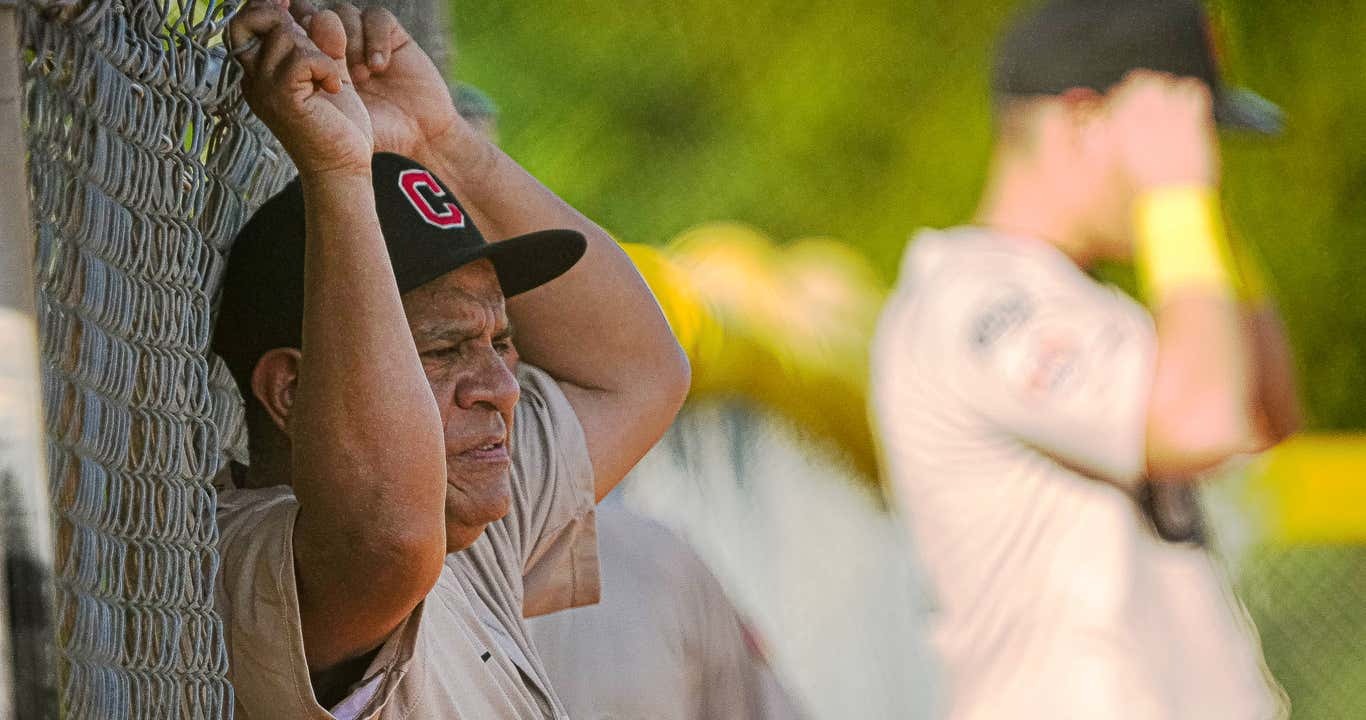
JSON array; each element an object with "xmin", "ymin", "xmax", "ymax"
[
  {"xmin": 215, "ymin": 487, "xmax": 422, "ymax": 720},
  {"xmin": 942, "ymin": 275, "xmax": 1157, "ymax": 488},
  {"xmin": 508, "ymin": 363, "xmax": 600, "ymax": 618}
]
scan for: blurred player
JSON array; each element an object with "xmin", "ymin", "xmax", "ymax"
[{"xmin": 871, "ymin": 1, "xmax": 1298, "ymax": 718}]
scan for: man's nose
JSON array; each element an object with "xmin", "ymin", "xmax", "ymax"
[{"xmin": 456, "ymin": 349, "xmax": 520, "ymax": 414}]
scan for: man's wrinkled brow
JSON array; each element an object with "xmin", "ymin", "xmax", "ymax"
[{"xmin": 411, "ymin": 310, "xmax": 511, "ymax": 345}]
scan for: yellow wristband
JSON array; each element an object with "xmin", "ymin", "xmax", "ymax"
[{"xmin": 1134, "ymin": 186, "xmax": 1236, "ymax": 307}]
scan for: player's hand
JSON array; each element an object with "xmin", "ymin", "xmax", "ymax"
[
  {"xmin": 290, "ymin": 1, "xmax": 460, "ymax": 159},
  {"xmin": 228, "ymin": 0, "xmax": 374, "ymax": 178},
  {"xmin": 1107, "ymin": 70, "xmax": 1219, "ymax": 190}
]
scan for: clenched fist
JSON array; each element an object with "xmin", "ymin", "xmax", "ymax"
[
  {"xmin": 288, "ymin": 0, "xmax": 461, "ymax": 160},
  {"xmin": 1107, "ymin": 70, "xmax": 1220, "ymax": 190},
  {"xmin": 228, "ymin": 0, "xmax": 375, "ymax": 178}
]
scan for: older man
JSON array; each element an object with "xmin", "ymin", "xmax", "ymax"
[{"xmin": 212, "ymin": 3, "xmax": 688, "ymax": 718}]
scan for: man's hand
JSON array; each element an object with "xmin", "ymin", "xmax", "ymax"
[
  {"xmin": 1108, "ymin": 70, "xmax": 1220, "ymax": 190},
  {"xmin": 289, "ymin": 1, "xmax": 461, "ymax": 159},
  {"xmin": 229, "ymin": 0, "xmax": 374, "ymax": 177}
]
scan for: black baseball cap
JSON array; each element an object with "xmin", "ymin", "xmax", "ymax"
[
  {"xmin": 992, "ymin": 0, "xmax": 1283, "ymax": 134},
  {"xmin": 213, "ymin": 152, "xmax": 586, "ymax": 391}
]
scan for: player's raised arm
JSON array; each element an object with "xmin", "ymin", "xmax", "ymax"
[
  {"xmin": 1108, "ymin": 72, "xmax": 1266, "ymax": 477},
  {"xmin": 227, "ymin": 2, "xmax": 446, "ymax": 671},
  {"xmin": 316, "ymin": 4, "xmax": 689, "ymax": 499}
]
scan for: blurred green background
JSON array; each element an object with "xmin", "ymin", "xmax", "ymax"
[
  {"xmin": 453, "ymin": 0, "xmax": 1366, "ymax": 423},
  {"xmin": 451, "ymin": 1, "xmax": 1366, "ymax": 716}
]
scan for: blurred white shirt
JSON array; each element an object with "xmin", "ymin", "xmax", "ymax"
[
  {"xmin": 527, "ymin": 498, "xmax": 806, "ymax": 720},
  {"xmin": 871, "ymin": 227, "xmax": 1285, "ymax": 720}
]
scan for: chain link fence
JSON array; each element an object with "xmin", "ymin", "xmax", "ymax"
[
  {"xmin": 1238, "ymin": 545, "xmax": 1366, "ymax": 718},
  {"xmin": 20, "ymin": 0, "xmax": 290, "ymax": 715}
]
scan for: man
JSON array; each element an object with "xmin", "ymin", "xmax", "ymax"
[
  {"xmin": 212, "ymin": 3, "xmax": 688, "ymax": 718},
  {"xmin": 871, "ymin": 1, "xmax": 1298, "ymax": 718}
]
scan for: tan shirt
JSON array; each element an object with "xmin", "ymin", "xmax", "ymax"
[
  {"xmin": 871, "ymin": 228, "xmax": 1284, "ymax": 720},
  {"xmin": 527, "ymin": 500, "xmax": 807, "ymax": 720},
  {"xmin": 215, "ymin": 364, "xmax": 599, "ymax": 720}
]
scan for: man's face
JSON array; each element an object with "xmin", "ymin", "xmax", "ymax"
[{"xmin": 402, "ymin": 259, "xmax": 520, "ymax": 552}]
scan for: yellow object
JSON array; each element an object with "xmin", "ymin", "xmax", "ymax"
[
  {"xmin": 1245, "ymin": 434, "xmax": 1366, "ymax": 543},
  {"xmin": 620, "ymin": 242, "xmax": 727, "ymax": 380},
  {"xmin": 622, "ymin": 225, "xmax": 885, "ymax": 483},
  {"xmin": 1134, "ymin": 186, "xmax": 1236, "ymax": 306}
]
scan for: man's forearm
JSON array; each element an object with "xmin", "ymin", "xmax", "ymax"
[
  {"xmin": 414, "ymin": 121, "xmax": 687, "ymax": 495},
  {"xmin": 1136, "ymin": 186, "xmax": 1264, "ymax": 477},
  {"xmin": 290, "ymin": 170, "xmax": 447, "ymax": 666},
  {"xmin": 417, "ymin": 123, "xmax": 680, "ymax": 391},
  {"xmin": 292, "ymin": 171, "xmax": 445, "ymax": 536},
  {"xmin": 1146, "ymin": 291, "xmax": 1257, "ymax": 477}
]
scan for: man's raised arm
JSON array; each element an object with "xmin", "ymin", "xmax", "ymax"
[
  {"xmin": 309, "ymin": 4, "xmax": 690, "ymax": 497},
  {"xmin": 228, "ymin": 3, "xmax": 446, "ymax": 672},
  {"xmin": 1107, "ymin": 73, "xmax": 1264, "ymax": 478},
  {"xmin": 426, "ymin": 125, "xmax": 691, "ymax": 497}
]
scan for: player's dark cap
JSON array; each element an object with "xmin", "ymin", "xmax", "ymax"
[
  {"xmin": 213, "ymin": 151, "xmax": 586, "ymax": 391},
  {"xmin": 992, "ymin": 0, "xmax": 1283, "ymax": 134}
]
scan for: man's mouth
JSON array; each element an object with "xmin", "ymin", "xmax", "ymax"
[{"xmin": 457, "ymin": 439, "xmax": 509, "ymax": 463}]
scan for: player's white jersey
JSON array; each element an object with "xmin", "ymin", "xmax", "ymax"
[{"xmin": 871, "ymin": 227, "xmax": 1285, "ymax": 720}]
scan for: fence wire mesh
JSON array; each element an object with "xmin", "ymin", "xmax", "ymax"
[
  {"xmin": 18, "ymin": 0, "xmax": 292, "ymax": 715},
  {"xmin": 1237, "ymin": 545, "xmax": 1366, "ymax": 720}
]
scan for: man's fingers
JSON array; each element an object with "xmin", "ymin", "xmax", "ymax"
[
  {"xmin": 306, "ymin": 8, "xmax": 349, "ymax": 61},
  {"xmin": 287, "ymin": 0, "xmax": 322, "ymax": 26},
  {"xmin": 271, "ymin": 38, "xmax": 344, "ymax": 96},
  {"xmin": 332, "ymin": 3, "xmax": 366, "ymax": 67},
  {"xmin": 360, "ymin": 6, "xmax": 400, "ymax": 70},
  {"xmin": 306, "ymin": 51, "xmax": 345, "ymax": 95},
  {"xmin": 256, "ymin": 23, "xmax": 303, "ymax": 79},
  {"xmin": 227, "ymin": 2, "xmax": 290, "ymax": 68}
]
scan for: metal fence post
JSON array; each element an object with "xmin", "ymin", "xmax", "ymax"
[{"xmin": 0, "ymin": 2, "xmax": 58, "ymax": 717}]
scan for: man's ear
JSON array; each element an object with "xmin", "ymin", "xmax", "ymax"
[{"xmin": 250, "ymin": 348, "xmax": 302, "ymax": 435}]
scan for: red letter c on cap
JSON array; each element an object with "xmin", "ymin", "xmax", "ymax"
[{"xmin": 398, "ymin": 169, "xmax": 467, "ymax": 229}]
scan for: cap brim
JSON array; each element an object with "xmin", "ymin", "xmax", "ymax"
[
  {"xmin": 477, "ymin": 229, "xmax": 588, "ymax": 297},
  {"xmin": 1215, "ymin": 86, "xmax": 1284, "ymax": 135}
]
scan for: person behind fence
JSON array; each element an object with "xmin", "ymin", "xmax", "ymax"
[
  {"xmin": 210, "ymin": 2, "xmax": 689, "ymax": 717},
  {"xmin": 871, "ymin": 0, "xmax": 1299, "ymax": 718}
]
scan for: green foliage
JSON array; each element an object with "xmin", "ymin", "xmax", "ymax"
[{"xmin": 452, "ymin": 1, "xmax": 1008, "ymax": 276}]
